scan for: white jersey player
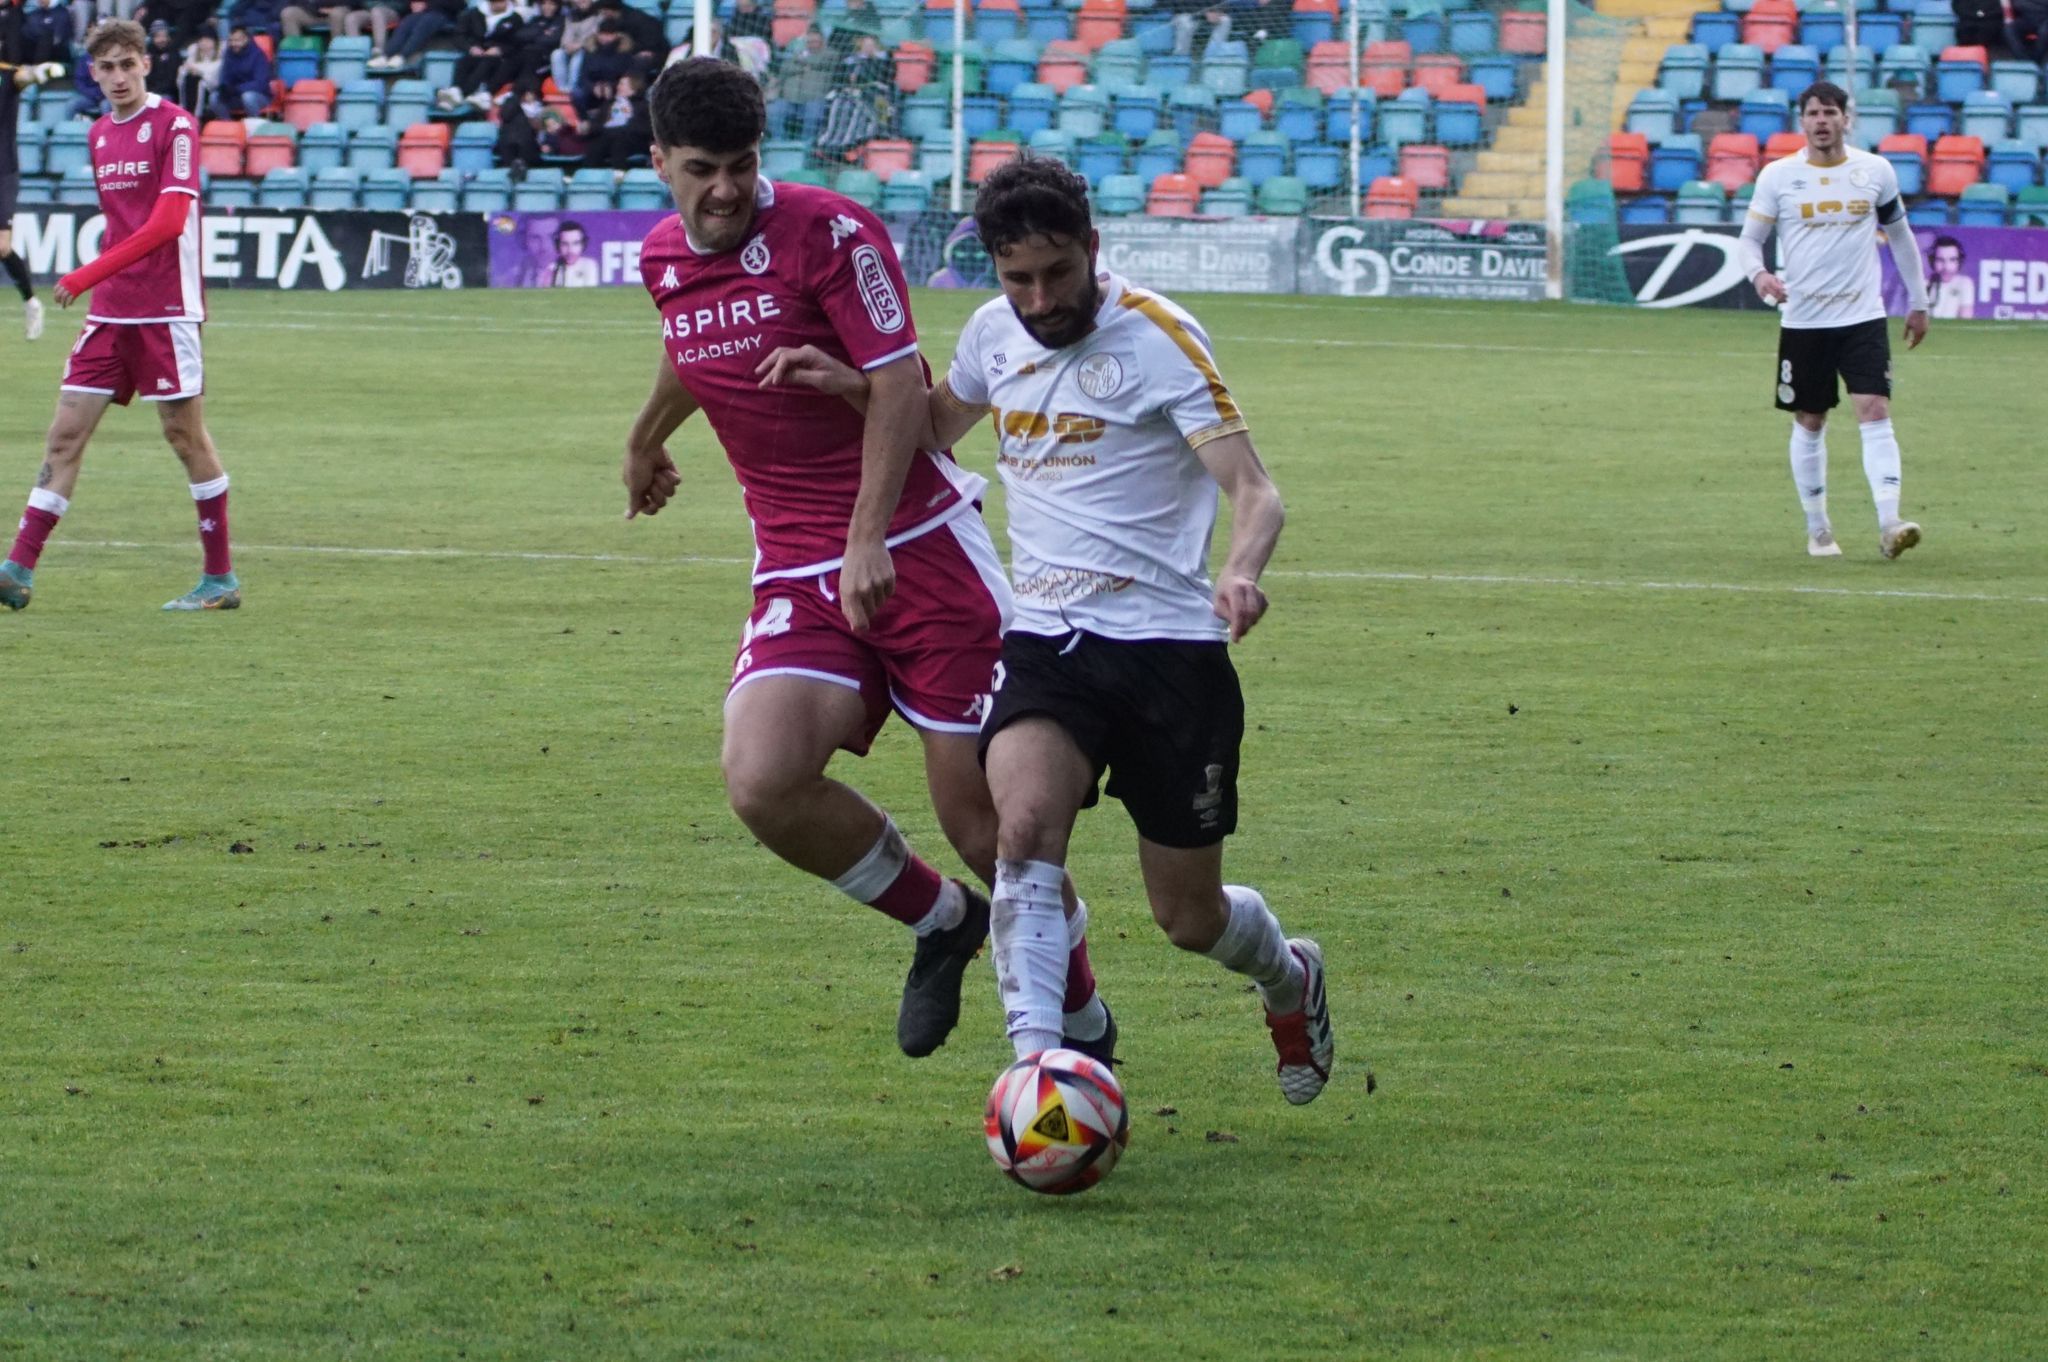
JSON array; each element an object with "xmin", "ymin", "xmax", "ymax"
[
  {"xmin": 1741, "ymin": 80, "xmax": 1930, "ymax": 560},
  {"xmin": 759, "ymin": 156, "xmax": 1338, "ymax": 1108}
]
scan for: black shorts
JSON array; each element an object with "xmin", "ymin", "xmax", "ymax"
[
  {"xmin": 0, "ymin": 172, "xmax": 18, "ymax": 224},
  {"xmin": 1774, "ymin": 318, "xmax": 1891, "ymax": 413},
  {"xmin": 977, "ymin": 630, "xmax": 1243, "ymax": 850}
]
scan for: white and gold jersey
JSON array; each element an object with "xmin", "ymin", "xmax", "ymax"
[
  {"xmin": 1749, "ymin": 145, "xmax": 1904, "ymax": 329},
  {"xmin": 945, "ymin": 272, "xmax": 1247, "ymax": 641}
]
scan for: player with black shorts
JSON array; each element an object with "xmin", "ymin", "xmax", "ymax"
[
  {"xmin": 1, "ymin": 1, "xmax": 62, "ymax": 340},
  {"xmin": 759, "ymin": 155, "xmax": 1338, "ymax": 1106},
  {"xmin": 1740, "ymin": 80, "xmax": 1931, "ymax": 560}
]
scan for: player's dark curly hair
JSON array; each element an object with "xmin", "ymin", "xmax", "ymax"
[
  {"xmin": 649, "ymin": 58, "xmax": 765, "ymax": 153},
  {"xmin": 1796, "ymin": 80, "xmax": 1851, "ymax": 114},
  {"xmin": 974, "ymin": 155, "xmax": 1094, "ymax": 257}
]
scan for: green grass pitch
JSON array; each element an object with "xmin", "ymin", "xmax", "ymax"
[{"xmin": 1, "ymin": 287, "xmax": 2043, "ymax": 1360}]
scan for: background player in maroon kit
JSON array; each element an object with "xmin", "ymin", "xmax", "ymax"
[
  {"xmin": 621, "ymin": 59, "xmax": 1112, "ymax": 1063},
  {"xmin": 0, "ymin": 19, "xmax": 239, "ymax": 613}
]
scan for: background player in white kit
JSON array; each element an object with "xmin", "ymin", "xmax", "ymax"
[
  {"xmin": 762, "ymin": 157, "xmax": 1335, "ymax": 1104},
  {"xmin": 1, "ymin": 20, "xmax": 240, "ymax": 613},
  {"xmin": 1741, "ymin": 81, "xmax": 1930, "ymax": 561}
]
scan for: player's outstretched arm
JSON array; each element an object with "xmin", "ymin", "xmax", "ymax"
[
  {"xmin": 755, "ymin": 345, "xmax": 988, "ymax": 453},
  {"xmin": 622, "ymin": 354, "xmax": 695, "ymax": 520},
  {"xmin": 1196, "ymin": 431, "xmax": 1285, "ymax": 643}
]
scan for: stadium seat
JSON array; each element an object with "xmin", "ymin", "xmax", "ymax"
[
  {"xmin": 1200, "ymin": 40, "xmax": 1250, "ymax": 96},
  {"xmin": 1848, "ymin": 87, "xmax": 1900, "ymax": 147},
  {"xmin": 323, "ymin": 35, "xmax": 371, "ymax": 85},
  {"xmin": 360, "ymin": 166, "xmax": 411, "ymax": 211},
  {"xmin": 1960, "ymin": 90, "xmax": 2012, "ymax": 143},
  {"xmin": 255, "ymin": 166, "xmax": 309, "ymax": 208},
  {"xmin": 862, "ymin": 137, "xmax": 916, "ymax": 180},
  {"xmin": 1448, "ymin": 9, "xmax": 1495, "ymax": 54},
  {"xmin": 1199, "ymin": 176, "xmax": 1252, "ymax": 216},
  {"xmin": 1167, "ymin": 85, "xmax": 1218, "ymax": 140},
  {"xmin": 1469, "ymin": 54, "xmax": 1519, "ymax": 102},
  {"xmin": 1566, "ymin": 177, "xmax": 1617, "ymax": 225},
  {"xmin": 210, "ymin": 177, "xmax": 257, "ymax": 210},
  {"xmin": 1363, "ymin": 173, "xmax": 1418, "ymax": 218},
  {"xmin": 1256, "ymin": 173, "xmax": 1309, "ymax": 214},
  {"xmin": 1274, "ymin": 86, "xmax": 1323, "ymax": 143},
  {"xmin": 1675, "ymin": 179, "xmax": 1727, "ymax": 224},
  {"xmin": 960, "ymin": 92, "xmax": 1004, "ymax": 138},
  {"xmin": 1056, "ymin": 84, "xmax": 1108, "ymax": 138},
  {"xmin": 410, "ymin": 169, "xmax": 462, "ymax": 213},
  {"xmin": 246, "ymin": 125, "xmax": 299, "ymax": 178},
  {"xmin": 1986, "ymin": 140, "xmax": 2040, "ymax": 193},
  {"xmin": 385, "ymin": 80, "xmax": 433, "ymax": 129},
  {"xmin": 1301, "ymin": 40, "xmax": 1348, "ymax": 97},
  {"xmin": 1626, "ymin": 89, "xmax": 1679, "ymax": 142},
  {"xmin": 1111, "ymin": 83, "xmax": 1164, "ymax": 140},
  {"xmin": 968, "ymin": 135, "xmax": 1023, "ymax": 181},
  {"xmin": 1738, "ymin": 88, "xmax": 1792, "ymax": 139},
  {"xmin": 1936, "ymin": 45, "xmax": 1989, "ymax": 103},
  {"xmin": 1498, "ymin": 10, "xmax": 1545, "ymax": 55},
  {"xmin": 1704, "ymin": 132, "xmax": 1761, "ymax": 191},
  {"xmin": 1692, "ymin": 10, "xmax": 1739, "ymax": 53},
  {"xmin": 419, "ymin": 50, "xmax": 458, "ymax": 92},
  {"xmin": 1991, "ymin": 60, "xmax": 2041, "ymax": 105},
  {"xmin": 1076, "ymin": 132, "xmax": 1128, "ymax": 185},
  {"xmin": 1292, "ymin": 142, "xmax": 1343, "ymax": 188},
  {"xmin": 347, "ymin": 125, "xmax": 397, "ymax": 170},
  {"xmin": 1412, "ymin": 53, "xmax": 1463, "ymax": 97},
  {"xmin": 985, "ymin": 37, "xmax": 1039, "ymax": 96},
  {"xmin": 1878, "ymin": 132, "xmax": 1929, "ymax": 194},
  {"xmin": 618, "ymin": 167, "xmax": 669, "ymax": 210},
  {"xmin": 1763, "ymin": 130, "xmax": 1805, "ymax": 163},
  {"xmin": 284, "ymin": 78, "xmax": 336, "ymax": 133},
  {"xmin": 1182, "ymin": 130, "xmax": 1234, "ymax": 187},
  {"xmin": 916, "ymin": 133, "xmax": 957, "ymax": 181},
  {"xmin": 1132, "ymin": 129, "xmax": 1183, "ymax": 183},
  {"xmin": 1956, "ymin": 180, "xmax": 2009, "ymax": 224},
  {"xmin": 1907, "ymin": 2, "xmax": 1952, "ymax": 53},
  {"xmin": 1712, "ymin": 45, "xmax": 1764, "ymax": 102},
  {"xmin": 1324, "ymin": 89, "xmax": 1375, "ymax": 143},
  {"xmin": 56, "ymin": 164, "xmax": 97, "ymax": 207},
  {"xmin": 1026, "ymin": 127, "xmax": 1076, "ymax": 166},
  {"xmin": 1145, "ymin": 170, "xmax": 1198, "ymax": 215},
  {"xmin": 1878, "ymin": 43, "xmax": 1929, "ymax": 94},
  {"xmin": 461, "ymin": 167, "xmax": 513, "ymax": 213},
  {"xmin": 1035, "ymin": 44, "xmax": 1088, "ymax": 94},
  {"xmin": 46, "ymin": 124, "xmax": 90, "ymax": 178},
  {"xmin": 1799, "ymin": 9, "xmax": 1843, "ymax": 51},
  {"xmin": 1074, "ymin": 0, "xmax": 1126, "ymax": 50},
  {"xmin": 1619, "ymin": 193, "xmax": 1669, "ymax": 224},
  {"xmin": 1236, "ymin": 129, "xmax": 1289, "ymax": 184},
  {"xmin": 397, "ymin": 123, "xmax": 449, "ymax": 178},
  {"xmin": 1433, "ymin": 84, "xmax": 1484, "ymax": 144},
  {"xmin": 200, "ymin": 121, "xmax": 248, "ymax": 178},
  {"xmin": 1397, "ymin": 142, "xmax": 1448, "ymax": 190},
  {"xmin": 1006, "ymin": 81, "xmax": 1057, "ymax": 136},
  {"xmin": 1825, "ymin": 46, "xmax": 1876, "ymax": 92},
  {"xmin": 1251, "ymin": 39, "xmax": 1305, "ymax": 92},
  {"xmin": 1093, "ymin": 38, "xmax": 1145, "ymax": 89},
  {"xmin": 880, "ymin": 167, "xmax": 932, "ymax": 212},
  {"xmin": 900, "ymin": 91, "xmax": 949, "ymax": 141},
  {"xmin": 513, "ymin": 167, "xmax": 565, "ymax": 210},
  {"xmin": 2015, "ymin": 183, "xmax": 2048, "ymax": 225},
  {"xmin": 975, "ymin": 0, "xmax": 1024, "ymax": 45},
  {"xmin": 13, "ymin": 126, "xmax": 45, "ymax": 179},
  {"xmin": 1650, "ymin": 133, "xmax": 1703, "ymax": 191},
  {"xmin": 277, "ymin": 35, "xmax": 323, "ymax": 86},
  {"xmin": 761, "ymin": 139, "xmax": 809, "ymax": 178},
  {"xmin": 309, "ymin": 165, "xmax": 361, "ymax": 210},
  {"xmin": 1907, "ymin": 99, "xmax": 1954, "ymax": 141},
  {"xmin": 896, "ymin": 40, "xmax": 936, "ymax": 92},
  {"xmin": 1659, "ymin": 44, "xmax": 1708, "ymax": 100},
  {"xmin": 1293, "ymin": 0, "xmax": 1340, "ymax": 47},
  {"xmin": 450, "ymin": 122, "xmax": 497, "ymax": 174},
  {"xmin": 1768, "ymin": 42, "xmax": 1819, "ymax": 93},
  {"xmin": 1929, "ymin": 134, "xmax": 1985, "ymax": 194},
  {"xmin": 1741, "ymin": 0, "xmax": 1797, "ymax": 54},
  {"xmin": 1361, "ymin": 40, "xmax": 1410, "ymax": 99},
  {"xmin": 1095, "ymin": 171, "xmax": 1145, "ymax": 214},
  {"xmin": 1603, "ymin": 131, "xmax": 1649, "ymax": 192},
  {"xmin": 1907, "ymin": 198, "xmax": 1952, "ymax": 227},
  {"xmin": 1380, "ymin": 87, "xmax": 1432, "ymax": 146},
  {"xmin": 1148, "ymin": 53, "xmax": 1193, "ymax": 91},
  {"xmin": 835, "ymin": 167, "xmax": 883, "ymax": 208},
  {"xmin": 334, "ymin": 80, "xmax": 384, "ymax": 130},
  {"xmin": 2018, "ymin": 103, "xmax": 2048, "ymax": 150}
]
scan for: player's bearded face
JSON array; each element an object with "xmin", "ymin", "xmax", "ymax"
[
  {"xmin": 655, "ymin": 143, "xmax": 760, "ymax": 254},
  {"xmin": 997, "ymin": 234, "xmax": 1101, "ymax": 350}
]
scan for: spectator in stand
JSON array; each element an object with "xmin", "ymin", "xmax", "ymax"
[
  {"xmin": 177, "ymin": 28, "xmax": 219, "ymax": 112},
  {"xmin": 815, "ymin": 31, "xmax": 891, "ymax": 154},
  {"xmin": 64, "ymin": 45, "xmax": 105, "ymax": 116},
  {"xmin": 1230, "ymin": 0, "xmax": 1291, "ymax": 43},
  {"xmin": 827, "ymin": 0, "xmax": 875, "ymax": 54},
  {"xmin": 212, "ymin": 23, "xmax": 272, "ymax": 117},
  {"xmin": 2007, "ymin": 0, "xmax": 2048, "ymax": 62},
  {"xmin": 495, "ymin": 75, "xmax": 566, "ymax": 171},
  {"xmin": 441, "ymin": 0, "xmax": 528, "ymax": 111},
  {"xmin": 579, "ymin": 65, "xmax": 648, "ymax": 168},
  {"xmin": 232, "ymin": 0, "xmax": 288, "ymax": 38},
  {"xmin": 22, "ymin": 0, "xmax": 73, "ymax": 65},
  {"xmin": 515, "ymin": 0, "xmax": 564, "ymax": 79},
  {"xmin": 143, "ymin": 19, "xmax": 180, "ymax": 98},
  {"xmin": 135, "ymin": 0, "xmax": 215, "ymax": 48},
  {"xmin": 765, "ymin": 25, "xmax": 835, "ymax": 142},
  {"xmin": 552, "ymin": 0, "xmax": 600, "ymax": 99},
  {"xmin": 311, "ymin": 0, "xmax": 406, "ymax": 60},
  {"xmin": 369, "ymin": 0, "xmax": 463, "ymax": 71},
  {"xmin": 596, "ymin": 0, "xmax": 662, "ymax": 62},
  {"xmin": 726, "ymin": 0, "xmax": 770, "ymax": 40},
  {"xmin": 573, "ymin": 16, "xmax": 631, "ymax": 115}
]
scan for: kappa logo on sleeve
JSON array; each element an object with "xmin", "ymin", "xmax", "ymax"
[
  {"xmin": 851, "ymin": 244, "xmax": 904, "ymax": 334},
  {"xmin": 828, "ymin": 214, "xmax": 861, "ymax": 249},
  {"xmin": 660, "ymin": 264, "xmax": 679, "ymax": 289}
]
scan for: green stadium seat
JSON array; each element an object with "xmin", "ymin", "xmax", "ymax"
[
  {"xmin": 1956, "ymin": 180, "xmax": 2010, "ymax": 224},
  {"xmin": 1255, "ymin": 174, "xmax": 1309, "ymax": 214},
  {"xmin": 1674, "ymin": 179, "xmax": 1727, "ymax": 224},
  {"xmin": 835, "ymin": 167, "xmax": 884, "ymax": 208}
]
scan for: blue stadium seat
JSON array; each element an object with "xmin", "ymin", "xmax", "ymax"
[
  {"xmin": 1961, "ymin": 90, "xmax": 2012, "ymax": 142},
  {"xmin": 324, "ymin": 35, "xmax": 371, "ymax": 84},
  {"xmin": 297, "ymin": 122, "xmax": 346, "ymax": 175},
  {"xmin": 258, "ymin": 166, "xmax": 310, "ymax": 208},
  {"xmin": 1711, "ymin": 45, "xmax": 1764, "ymax": 102},
  {"xmin": 1168, "ymin": 84, "xmax": 1216, "ymax": 139},
  {"xmin": 1986, "ymin": 140, "xmax": 2040, "ymax": 192},
  {"xmin": 514, "ymin": 167, "xmax": 565, "ymax": 211},
  {"xmin": 960, "ymin": 92, "xmax": 1003, "ymax": 137},
  {"xmin": 58, "ymin": 164, "xmax": 97, "ymax": 207},
  {"xmin": 1434, "ymin": 92, "xmax": 1481, "ymax": 144},
  {"xmin": 38, "ymin": 89, "xmax": 74, "ymax": 127},
  {"xmin": 1075, "ymin": 133, "xmax": 1126, "ymax": 184},
  {"xmin": 1659, "ymin": 44, "xmax": 1708, "ymax": 99},
  {"xmin": 1094, "ymin": 39, "xmax": 1146, "ymax": 90},
  {"xmin": 361, "ymin": 166, "xmax": 411, "ymax": 211},
  {"xmin": 335, "ymin": 80, "xmax": 385, "ymax": 130},
  {"xmin": 761, "ymin": 138, "xmax": 808, "ymax": 176},
  {"xmin": 1199, "ymin": 40, "xmax": 1249, "ymax": 96},
  {"xmin": 1905, "ymin": 4, "xmax": 1949, "ymax": 55},
  {"xmin": 2019, "ymin": 103, "xmax": 2048, "ymax": 150},
  {"xmin": 1111, "ymin": 84, "xmax": 1164, "ymax": 139},
  {"xmin": 1219, "ymin": 97, "xmax": 1264, "ymax": 140},
  {"xmin": 13, "ymin": 86, "xmax": 32, "ymax": 132},
  {"xmin": 1693, "ymin": 11, "xmax": 1740, "ymax": 53},
  {"xmin": 14, "ymin": 125, "xmax": 45, "ymax": 177},
  {"xmin": 277, "ymin": 40, "xmax": 322, "ymax": 86},
  {"xmin": 1468, "ymin": 54, "xmax": 1517, "ymax": 102},
  {"xmin": 1132, "ymin": 10, "xmax": 1178, "ymax": 53},
  {"xmin": 1625, "ymin": 88, "xmax": 1679, "ymax": 143},
  {"xmin": 986, "ymin": 38, "xmax": 1040, "ymax": 96},
  {"xmin": 567, "ymin": 166, "xmax": 616, "ymax": 210},
  {"xmin": 1235, "ymin": 128, "xmax": 1289, "ymax": 185},
  {"xmin": 1906, "ymin": 99, "xmax": 1953, "ymax": 140},
  {"xmin": 1800, "ymin": 10, "xmax": 1843, "ymax": 51},
  {"xmin": 1650, "ymin": 133, "xmax": 1703, "ymax": 191},
  {"xmin": 916, "ymin": 132, "xmax": 956, "ymax": 181},
  {"xmin": 420, "ymin": 50, "xmax": 459, "ymax": 91},
  {"xmin": 618, "ymin": 167, "xmax": 669, "ymax": 210},
  {"xmin": 1006, "ymin": 81, "xmax": 1057, "ymax": 135},
  {"xmin": 1769, "ymin": 43, "xmax": 1819, "ymax": 93},
  {"xmin": 1275, "ymin": 87, "xmax": 1323, "ymax": 143},
  {"xmin": 1057, "ymin": 84, "xmax": 1109, "ymax": 138},
  {"xmin": 45, "ymin": 125, "xmax": 90, "ymax": 177},
  {"xmin": 1937, "ymin": 52, "xmax": 1988, "ymax": 103},
  {"xmin": 1738, "ymin": 88, "xmax": 1792, "ymax": 139},
  {"xmin": 1201, "ymin": 177, "xmax": 1252, "ymax": 216},
  {"xmin": 1292, "ymin": 142, "xmax": 1343, "ymax": 189},
  {"xmin": 1674, "ymin": 179, "xmax": 1727, "ymax": 224},
  {"xmin": 1132, "ymin": 129, "xmax": 1182, "ymax": 182},
  {"xmin": 462, "ymin": 167, "xmax": 513, "ymax": 213},
  {"xmin": 1027, "ymin": 127, "xmax": 1077, "ymax": 165},
  {"xmin": 1148, "ymin": 54, "xmax": 1192, "ymax": 91},
  {"xmin": 310, "ymin": 166, "xmax": 362, "ymax": 210},
  {"xmin": 1824, "ymin": 45, "xmax": 1874, "ymax": 91},
  {"xmin": 1878, "ymin": 44, "xmax": 1929, "ymax": 93},
  {"xmin": 1447, "ymin": 10, "xmax": 1495, "ymax": 54},
  {"xmin": 1095, "ymin": 172, "xmax": 1145, "ymax": 214},
  {"xmin": 1381, "ymin": 87, "xmax": 1433, "ymax": 146},
  {"xmin": 1619, "ymin": 193, "xmax": 1670, "ymax": 224},
  {"xmin": 1400, "ymin": 7, "xmax": 1442, "ymax": 53},
  {"xmin": 1991, "ymin": 60, "xmax": 2041, "ymax": 105},
  {"xmin": 1849, "ymin": 88, "xmax": 1900, "ymax": 147},
  {"xmin": 386, "ymin": 79, "xmax": 433, "ymax": 128},
  {"xmin": 210, "ymin": 177, "xmax": 258, "ymax": 210},
  {"xmin": 1324, "ymin": 89, "xmax": 1375, "ymax": 143},
  {"xmin": 975, "ymin": 3, "xmax": 1023, "ymax": 44},
  {"xmin": 902, "ymin": 91, "xmax": 950, "ymax": 141},
  {"xmin": 1957, "ymin": 181, "xmax": 2009, "ymax": 225},
  {"xmin": 451, "ymin": 122, "xmax": 497, "ymax": 173},
  {"xmin": 348, "ymin": 125, "xmax": 398, "ymax": 170},
  {"xmin": 1881, "ymin": 143, "xmax": 1926, "ymax": 194},
  {"xmin": 410, "ymin": 169, "xmax": 463, "ymax": 213},
  {"xmin": 1906, "ymin": 197, "xmax": 1951, "ymax": 227}
]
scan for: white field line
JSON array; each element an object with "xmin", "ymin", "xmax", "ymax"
[{"xmin": 51, "ymin": 538, "xmax": 2048, "ymax": 606}]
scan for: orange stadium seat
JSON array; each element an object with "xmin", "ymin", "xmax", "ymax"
[
  {"xmin": 199, "ymin": 121, "xmax": 247, "ymax": 177},
  {"xmin": 1763, "ymin": 131, "xmax": 1805, "ymax": 162},
  {"xmin": 895, "ymin": 40, "xmax": 935, "ymax": 91},
  {"xmin": 283, "ymin": 78, "xmax": 335, "ymax": 133},
  {"xmin": 1929, "ymin": 134, "xmax": 1985, "ymax": 194},
  {"xmin": 1498, "ymin": 11, "xmax": 1545, "ymax": 55},
  {"xmin": 1243, "ymin": 86, "xmax": 1277, "ymax": 118},
  {"xmin": 968, "ymin": 137, "xmax": 1023, "ymax": 182},
  {"xmin": 245, "ymin": 128, "xmax": 297, "ymax": 177},
  {"xmin": 1183, "ymin": 131, "xmax": 1235, "ymax": 187},
  {"xmin": 1075, "ymin": 0, "xmax": 1127, "ymax": 49},
  {"xmin": 1306, "ymin": 40, "xmax": 1350, "ymax": 95},
  {"xmin": 1603, "ymin": 131, "xmax": 1649, "ymax": 191},
  {"xmin": 1705, "ymin": 132, "xmax": 1761, "ymax": 190},
  {"xmin": 1035, "ymin": 40, "xmax": 1089, "ymax": 92},
  {"xmin": 1362, "ymin": 40, "xmax": 1410, "ymax": 98},
  {"xmin": 1742, "ymin": 0, "xmax": 1798, "ymax": 54},
  {"xmin": 862, "ymin": 138, "xmax": 914, "ymax": 179},
  {"xmin": 1146, "ymin": 171, "xmax": 1199, "ymax": 215},
  {"xmin": 1398, "ymin": 143, "xmax": 1449, "ymax": 189},
  {"xmin": 1364, "ymin": 174, "xmax": 1419, "ymax": 217},
  {"xmin": 398, "ymin": 122, "xmax": 450, "ymax": 178},
  {"xmin": 1413, "ymin": 53, "xmax": 1464, "ymax": 94}
]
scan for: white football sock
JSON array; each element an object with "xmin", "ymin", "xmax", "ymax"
[
  {"xmin": 1061, "ymin": 899, "xmax": 1109, "ymax": 1043},
  {"xmin": 26, "ymin": 488, "xmax": 69, "ymax": 516},
  {"xmin": 992, "ymin": 858, "xmax": 1069, "ymax": 1058},
  {"xmin": 1789, "ymin": 423, "xmax": 1829, "ymax": 533},
  {"xmin": 1859, "ymin": 418, "xmax": 1902, "ymax": 527},
  {"xmin": 910, "ymin": 878, "xmax": 966, "ymax": 938},
  {"xmin": 1205, "ymin": 885, "xmax": 1304, "ymax": 1015},
  {"xmin": 189, "ymin": 473, "xmax": 229, "ymax": 501}
]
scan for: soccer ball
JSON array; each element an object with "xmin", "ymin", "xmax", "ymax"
[{"xmin": 983, "ymin": 1048, "xmax": 1129, "ymax": 1195}]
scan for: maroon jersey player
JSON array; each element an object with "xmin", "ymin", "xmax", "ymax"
[
  {"xmin": 1, "ymin": 20, "xmax": 238, "ymax": 613},
  {"xmin": 621, "ymin": 59, "xmax": 1112, "ymax": 1064}
]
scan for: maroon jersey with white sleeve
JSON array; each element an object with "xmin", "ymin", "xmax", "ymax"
[
  {"xmin": 639, "ymin": 178, "xmax": 984, "ymax": 583},
  {"xmin": 88, "ymin": 94, "xmax": 204, "ymax": 324}
]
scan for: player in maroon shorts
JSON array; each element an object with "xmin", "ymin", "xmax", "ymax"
[
  {"xmin": 621, "ymin": 59, "xmax": 1113, "ymax": 1062},
  {"xmin": 0, "ymin": 19, "xmax": 239, "ymax": 614}
]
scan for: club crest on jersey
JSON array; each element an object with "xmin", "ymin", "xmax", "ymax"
[
  {"xmin": 851, "ymin": 244, "xmax": 904, "ymax": 334},
  {"xmin": 1076, "ymin": 353, "xmax": 1123, "ymax": 399},
  {"xmin": 138, "ymin": 122, "xmax": 152, "ymax": 144},
  {"xmin": 741, "ymin": 234, "xmax": 771, "ymax": 275},
  {"xmin": 828, "ymin": 214, "xmax": 861, "ymax": 249}
]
